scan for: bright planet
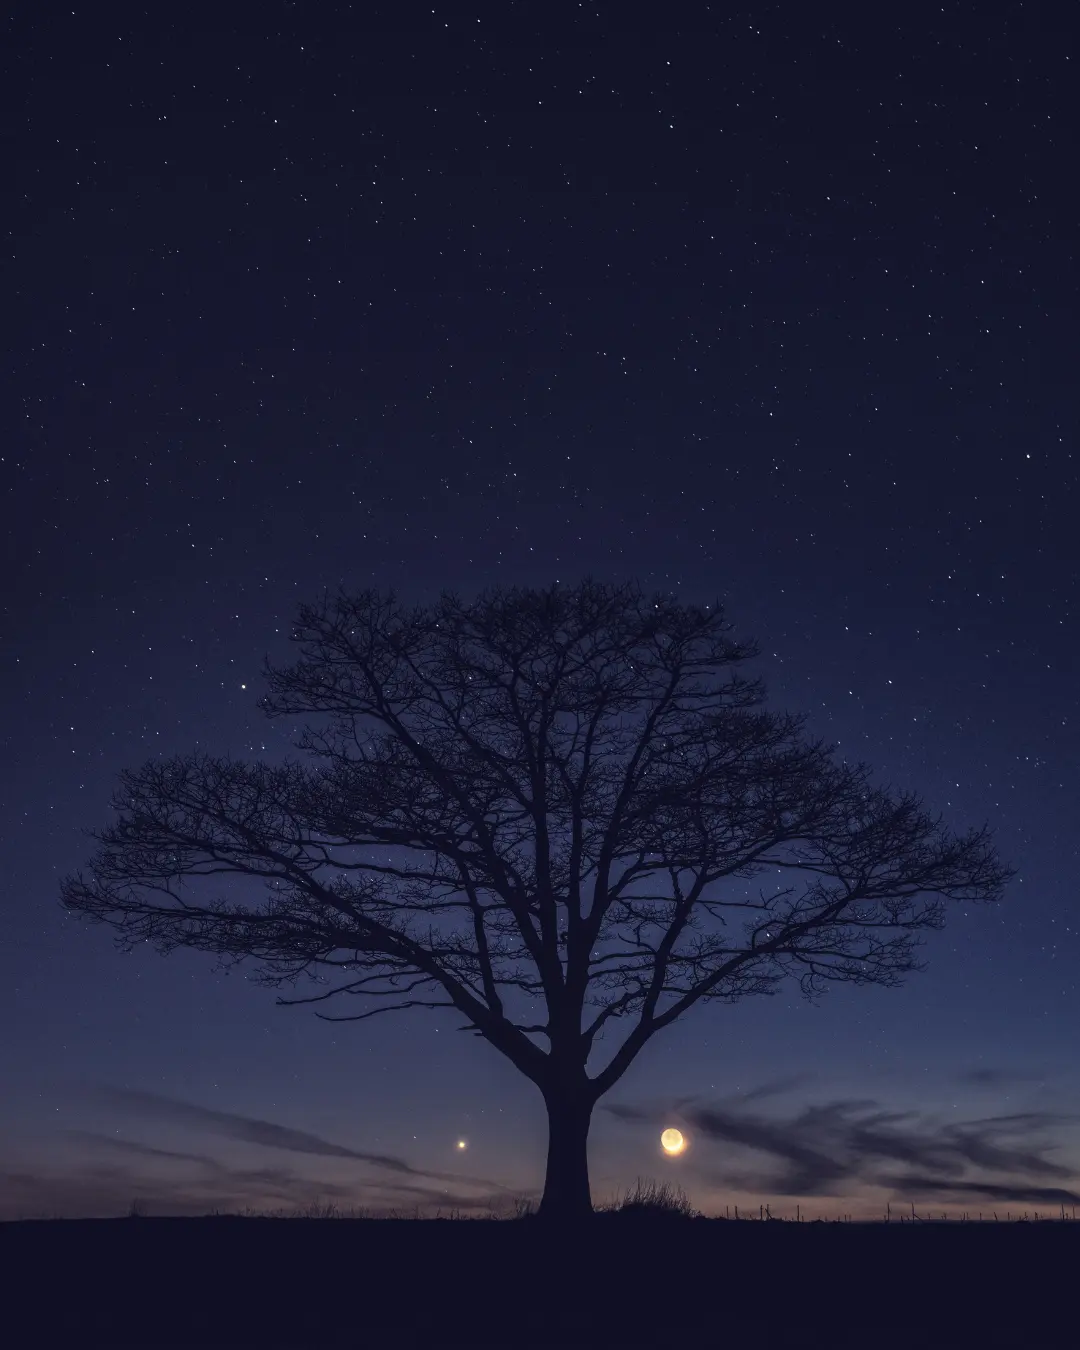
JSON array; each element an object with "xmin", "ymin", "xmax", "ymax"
[{"xmin": 660, "ymin": 1128, "xmax": 686, "ymax": 1155}]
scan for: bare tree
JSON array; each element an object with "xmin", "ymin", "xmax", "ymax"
[{"xmin": 62, "ymin": 580, "xmax": 1011, "ymax": 1220}]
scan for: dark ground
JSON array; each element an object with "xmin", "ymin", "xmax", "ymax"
[{"xmin": 3, "ymin": 1215, "xmax": 1075, "ymax": 1347}]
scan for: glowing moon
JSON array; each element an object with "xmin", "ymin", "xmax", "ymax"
[{"xmin": 660, "ymin": 1128, "xmax": 686, "ymax": 1156}]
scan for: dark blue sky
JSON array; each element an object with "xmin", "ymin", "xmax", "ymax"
[{"xmin": 3, "ymin": 0, "xmax": 1077, "ymax": 1219}]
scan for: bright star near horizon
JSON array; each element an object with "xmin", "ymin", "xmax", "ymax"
[{"xmin": 456, "ymin": 1139, "xmax": 467, "ymax": 1150}]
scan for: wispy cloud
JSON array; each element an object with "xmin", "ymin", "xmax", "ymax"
[
  {"xmin": 0, "ymin": 1154, "xmax": 516, "ymax": 1222},
  {"xmin": 738, "ymin": 1076, "xmax": 815, "ymax": 1103},
  {"xmin": 68, "ymin": 1130, "xmax": 224, "ymax": 1170},
  {"xmin": 95, "ymin": 1085, "xmax": 419, "ymax": 1171},
  {"xmin": 0, "ymin": 1159, "xmax": 353, "ymax": 1221},
  {"xmin": 877, "ymin": 1175, "xmax": 1080, "ymax": 1207},
  {"xmin": 4, "ymin": 1111, "xmax": 524, "ymax": 1221},
  {"xmin": 957, "ymin": 1067, "xmax": 1046, "ymax": 1088},
  {"xmin": 91, "ymin": 1085, "xmax": 511, "ymax": 1192},
  {"xmin": 604, "ymin": 1091, "xmax": 1080, "ymax": 1206}
]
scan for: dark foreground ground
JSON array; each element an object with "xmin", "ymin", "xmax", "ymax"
[{"xmin": 3, "ymin": 1214, "xmax": 1077, "ymax": 1348}]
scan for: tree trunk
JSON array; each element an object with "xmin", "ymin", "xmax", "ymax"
[{"xmin": 538, "ymin": 1089, "xmax": 594, "ymax": 1221}]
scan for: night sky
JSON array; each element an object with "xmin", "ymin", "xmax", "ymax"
[{"xmin": 4, "ymin": 0, "xmax": 1077, "ymax": 1221}]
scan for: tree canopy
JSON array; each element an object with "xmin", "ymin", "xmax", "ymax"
[{"xmin": 63, "ymin": 580, "xmax": 1011, "ymax": 1218}]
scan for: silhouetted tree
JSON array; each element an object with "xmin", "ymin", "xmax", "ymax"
[{"xmin": 62, "ymin": 580, "xmax": 1011, "ymax": 1220}]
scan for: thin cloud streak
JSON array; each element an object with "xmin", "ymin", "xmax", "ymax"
[
  {"xmin": 878, "ymin": 1175, "xmax": 1080, "ymax": 1207},
  {"xmin": 68, "ymin": 1130, "xmax": 226, "ymax": 1170},
  {"xmin": 604, "ymin": 1090, "xmax": 1080, "ymax": 1205},
  {"xmin": 958, "ymin": 1067, "xmax": 1048, "ymax": 1088},
  {"xmin": 90, "ymin": 1085, "xmax": 514, "ymax": 1193},
  {"xmin": 0, "ymin": 1157, "xmax": 518, "ymax": 1221}
]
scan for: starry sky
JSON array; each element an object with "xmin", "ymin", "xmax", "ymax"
[{"xmin": 4, "ymin": 0, "xmax": 1077, "ymax": 1221}]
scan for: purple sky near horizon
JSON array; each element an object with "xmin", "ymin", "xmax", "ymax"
[{"xmin": 3, "ymin": 0, "xmax": 1078, "ymax": 1219}]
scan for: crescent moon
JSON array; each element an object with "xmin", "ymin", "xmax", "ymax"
[{"xmin": 660, "ymin": 1127, "xmax": 686, "ymax": 1155}]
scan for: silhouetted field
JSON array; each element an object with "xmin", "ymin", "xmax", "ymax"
[{"xmin": 3, "ymin": 1211, "xmax": 1077, "ymax": 1348}]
